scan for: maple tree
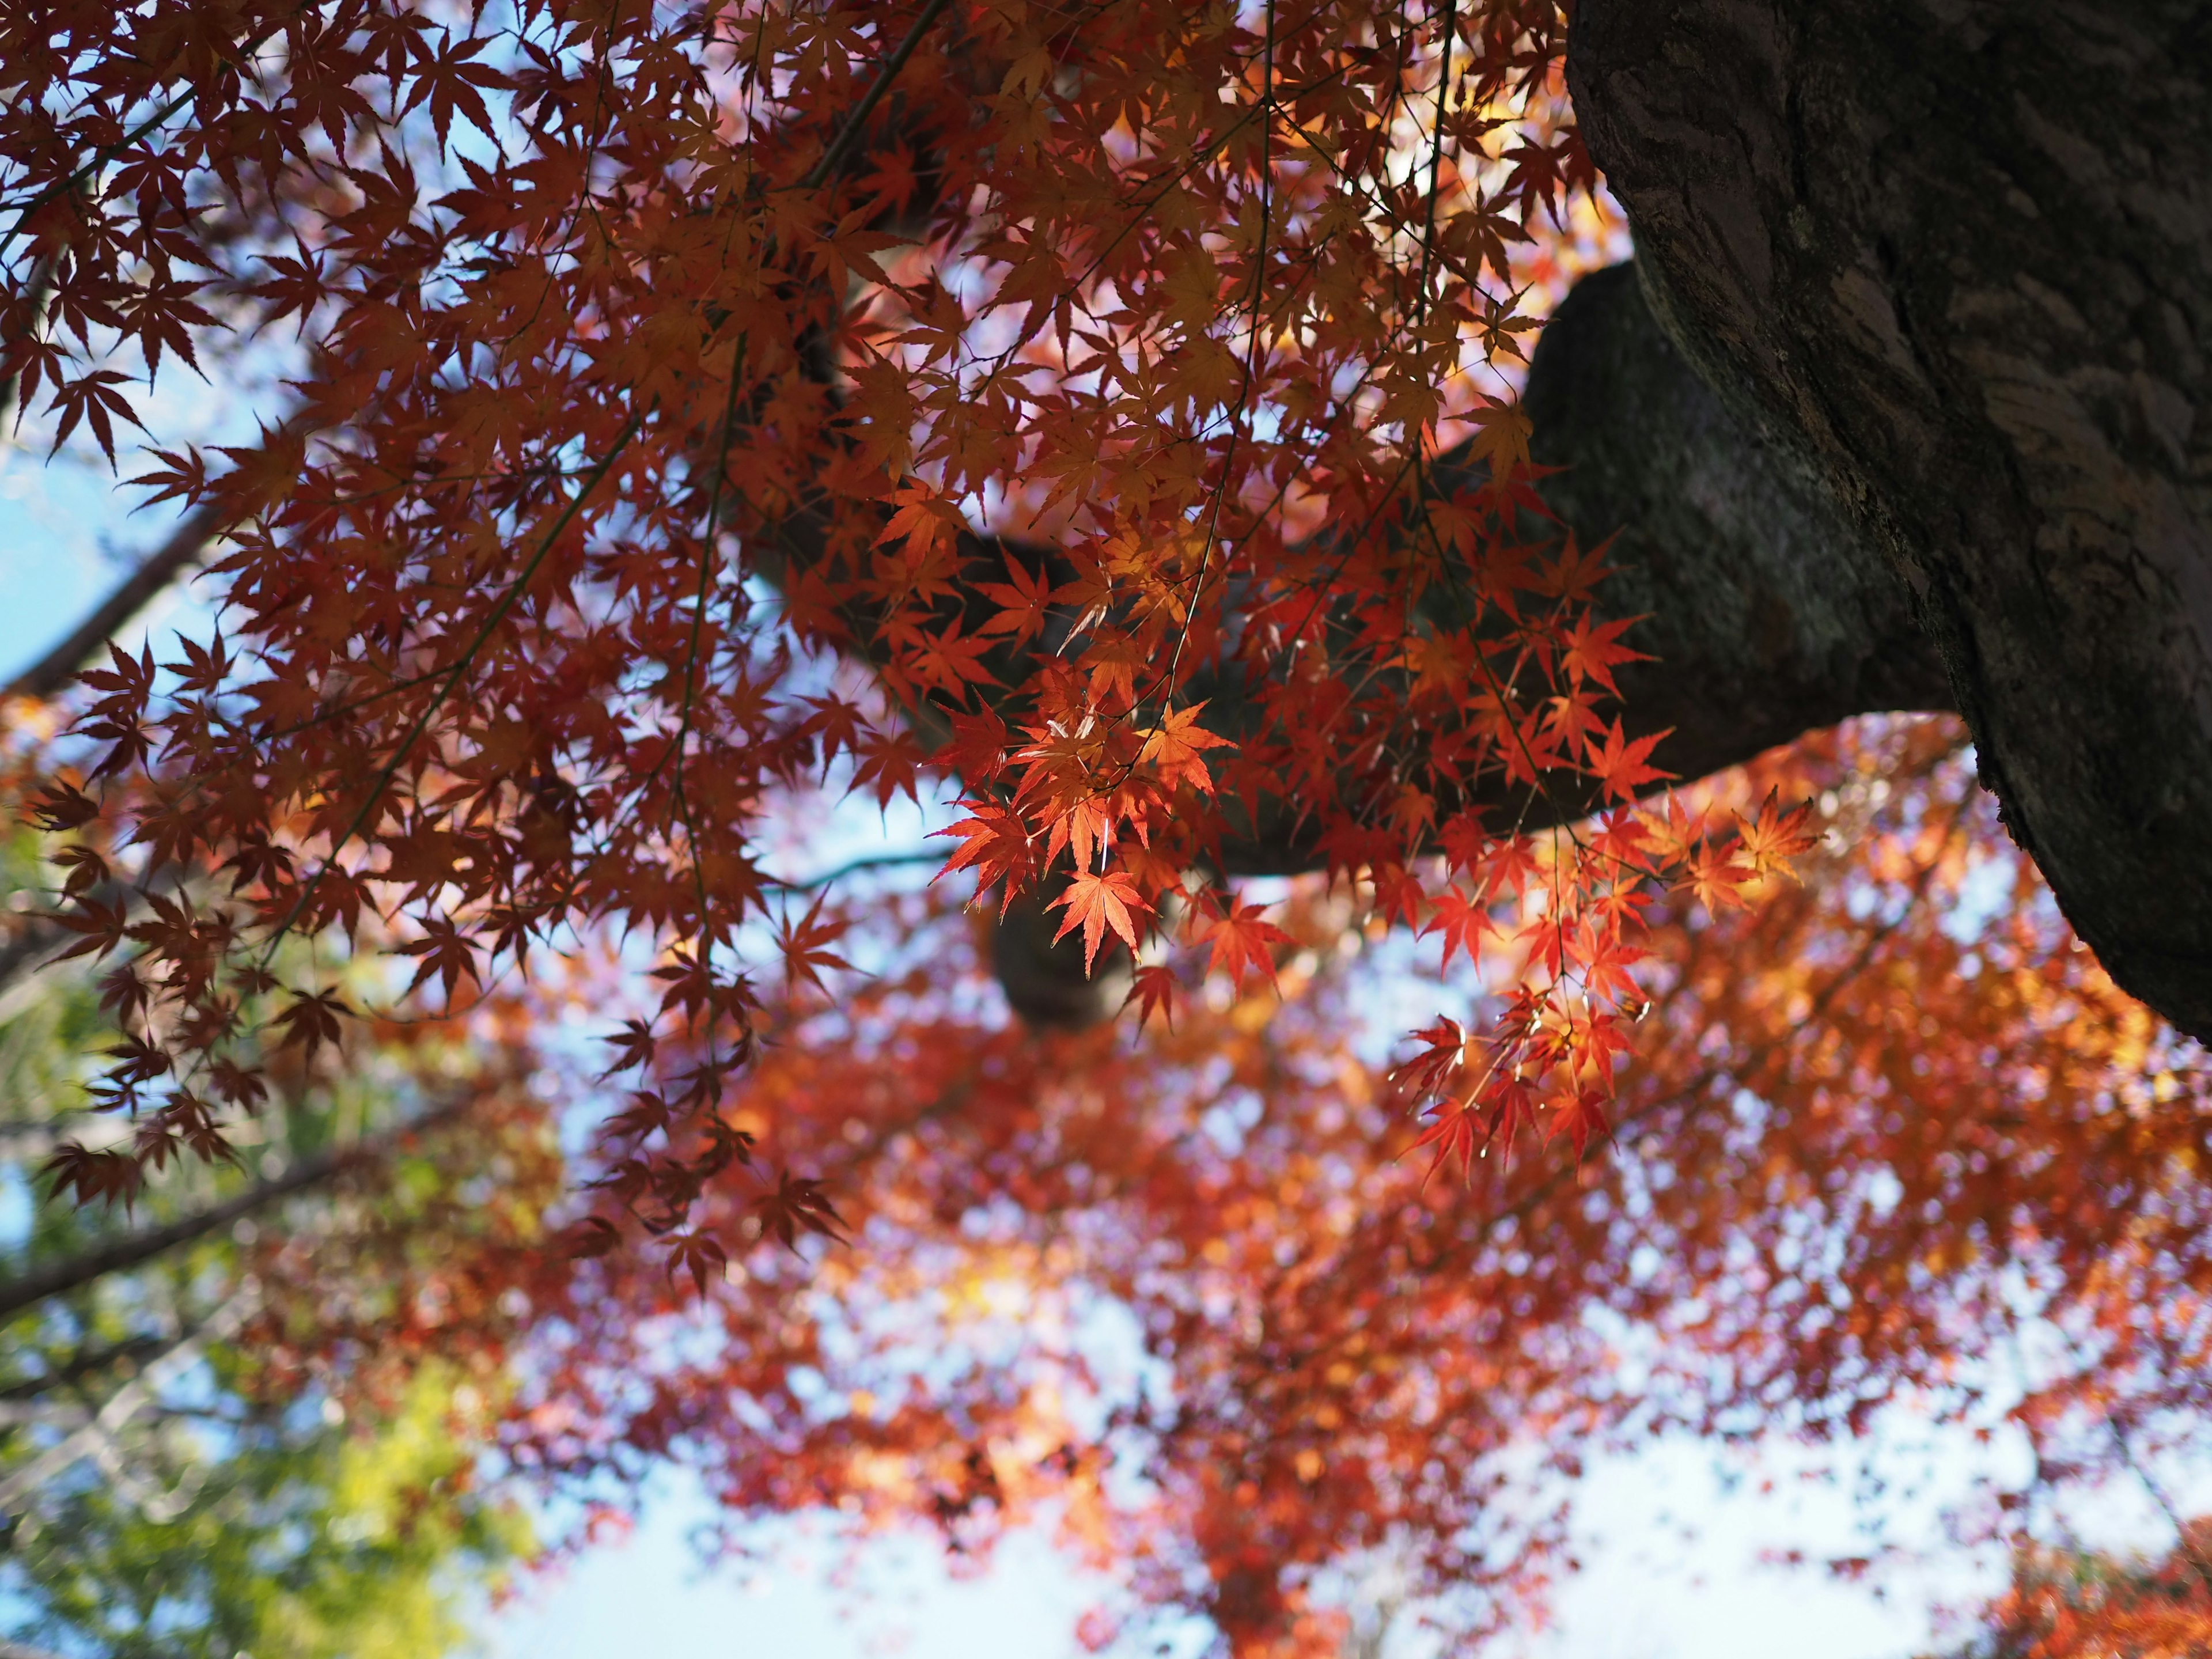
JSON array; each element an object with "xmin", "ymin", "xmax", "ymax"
[
  {"xmin": 0, "ymin": 0, "xmax": 1870, "ymax": 1222},
  {"xmin": 3, "ymin": 0, "xmax": 2212, "ymax": 1653},
  {"xmin": 475, "ymin": 719, "xmax": 2211, "ymax": 1653},
  {"xmin": 0, "ymin": 819, "xmax": 552, "ymax": 1656},
  {"xmin": 1947, "ymin": 1531, "xmax": 2212, "ymax": 1659}
]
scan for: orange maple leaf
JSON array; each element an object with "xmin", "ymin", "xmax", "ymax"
[
  {"xmin": 1588, "ymin": 718, "xmax": 1673, "ymax": 804},
  {"xmin": 1137, "ymin": 702, "xmax": 1233, "ymax": 794},
  {"xmin": 1736, "ymin": 788, "xmax": 1821, "ymax": 877},
  {"xmin": 1199, "ymin": 895, "xmax": 1292, "ymax": 988},
  {"xmin": 1123, "ymin": 961, "xmax": 1179, "ymax": 1029},
  {"xmin": 1049, "ymin": 869, "xmax": 1150, "ymax": 974},
  {"xmin": 935, "ymin": 801, "xmax": 1037, "ymax": 905}
]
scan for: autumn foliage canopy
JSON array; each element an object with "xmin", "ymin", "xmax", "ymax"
[{"xmin": 5, "ymin": 0, "xmax": 2212, "ymax": 1652}]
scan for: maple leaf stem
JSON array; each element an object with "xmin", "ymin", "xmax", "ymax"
[
  {"xmin": 257, "ymin": 406, "xmax": 645, "ymax": 967},
  {"xmin": 964, "ymin": 60, "xmax": 1352, "ymax": 408},
  {"xmin": 1414, "ymin": 0, "xmax": 1459, "ymax": 329},
  {"xmin": 0, "ymin": 17, "xmax": 288, "ymax": 262},
  {"xmin": 797, "ymin": 0, "xmax": 960, "ymax": 194},
  {"xmin": 1411, "ymin": 489, "xmax": 1589, "ymax": 853},
  {"xmin": 1104, "ymin": 13, "xmax": 1282, "ymax": 797},
  {"xmin": 642, "ymin": 337, "xmax": 749, "ymax": 817}
]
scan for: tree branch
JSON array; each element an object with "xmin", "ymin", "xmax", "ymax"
[
  {"xmin": 0, "ymin": 1282, "xmax": 256, "ymax": 1516},
  {"xmin": 0, "ymin": 1331, "xmax": 173, "ymax": 1402},
  {"xmin": 0, "ymin": 1101, "xmax": 465, "ymax": 1327},
  {"xmin": 938, "ymin": 261, "xmax": 1956, "ymax": 1026}
]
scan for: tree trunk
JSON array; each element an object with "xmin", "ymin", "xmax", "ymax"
[{"xmin": 1568, "ymin": 0, "xmax": 2212, "ymax": 1039}]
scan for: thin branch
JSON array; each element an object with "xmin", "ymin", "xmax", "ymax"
[
  {"xmin": 797, "ymin": 0, "xmax": 960, "ymax": 193},
  {"xmin": 1414, "ymin": 0, "xmax": 1458, "ymax": 327},
  {"xmin": 260, "ymin": 408, "xmax": 643, "ymax": 963},
  {"xmin": 0, "ymin": 1100, "xmax": 464, "ymax": 1327},
  {"xmin": 0, "ymin": 1330, "xmax": 173, "ymax": 1402},
  {"xmin": 763, "ymin": 846, "xmax": 941, "ymax": 892},
  {"xmin": 2106, "ymin": 1414, "xmax": 2212, "ymax": 1597},
  {"xmin": 0, "ymin": 1282, "xmax": 256, "ymax": 1514},
  {"xmin": 0, "ymin": 13, "xmax": 290, "ymax": 262}
]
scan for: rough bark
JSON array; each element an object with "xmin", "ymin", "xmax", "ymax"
[
  {"xmin": 1517, "ymin": 259, "xmax": 1950, "ymax": 790},
  {"xmin": 1569, "ymin": 0, "xmax": 2212, "ymax": 1039}
]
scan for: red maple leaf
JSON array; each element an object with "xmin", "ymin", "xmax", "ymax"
[
  {"xmin": 1124, "ymin": 962, "xmax": 1179, "ymax": 1029},
  {"xmin": 1422, "ymin": 883, "xmax": 1496, "ymax": 972},
  {"xmin": 1588, "ymin": 718, "xmax": 1673, "ymax": 804},
  {"xmin": 1049, "ymin": 869, "xmax": 1149, "ymax": 974},
  {"xmin": 1199, "ymin": 895, "xmax": 1291, "ymax": 988}
]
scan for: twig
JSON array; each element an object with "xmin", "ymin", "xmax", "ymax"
[
  {"xmin": 0, "ymin": 1100, "xmax": 464, "ymax": 1327},
  {"xmin": 797, "ymin": 0, "xmax": 960, "ymax": 192},
  {"xmin": 259, "ymin": 409, "xmax": 643, "ymax": 964},
  {"xmin": 0, "ymin": 1281, "xmax": 256, "ymax": 1514},
  {"xmin": 763, "ymin": 846, "xmax": 941, "ymax": 893}
]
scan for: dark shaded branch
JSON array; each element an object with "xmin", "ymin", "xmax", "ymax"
[
  {"xmin": 0, "ymin": 1282, "xmax": 257, "ymax": 1518},
  {"xmin": 764, "ymin": 847, "xmax": 941, "ymax": 892},
  {"xmin": 1517, "ymin": 261, "xmax": 1949, "ymax": 785},
  {"xmin": 0, "ymin": 1102, "xmax": 464, "ymax": 1327},
  {"xmin": 0, "ymin": 1330, "xmax": 172, "ymax": 1401},
  {"xmin": 747, "ymin": 255, "xmax": 1959, "ymax": 1026}
]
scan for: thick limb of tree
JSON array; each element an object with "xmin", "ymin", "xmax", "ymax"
[
  {"xmin": 1516, "ymin": 261, "xmax": 1950, "ymax": 789},
  {"xmin": 1568, "ymin": 0, "xmax": 2212, "ymax": 1039}
]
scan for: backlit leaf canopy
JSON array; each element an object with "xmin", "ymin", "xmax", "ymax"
[
  {"xmin": 4, "ymin": 0, "xmax": 1667, "ymax": 1197},
  {"xmin": 5, "ymin": 2, "xmax": 2210, "ymax": 1653}
]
